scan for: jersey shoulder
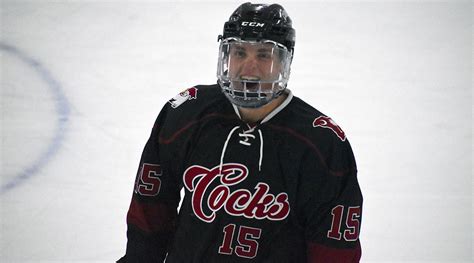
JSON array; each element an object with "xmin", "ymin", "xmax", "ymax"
[
  {"xmin": 167, "ymin": 84, "xmax": 223, "ymax": 110},
  {"xmin": 163, "ymin": 83, "xmax": 227, "ymax": 117},
  {"xmin": 157, "ymin": 84, "xmax": 233, "ymax": 142},
  {"xmin": 281, "ymin": 95, "xmax": 356, "ymax": 173},
  {"xmin": 285, "ymin": 96, "xmax": 348, "ymax": 143}
]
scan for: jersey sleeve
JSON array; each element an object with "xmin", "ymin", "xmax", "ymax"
[
  {"xmin": 298, "ymin": 133, "xmax": 363, "ymax": 263},
  {"xmin": 118, "ymin": 104, "xmax": 182, "ymax": 263}
]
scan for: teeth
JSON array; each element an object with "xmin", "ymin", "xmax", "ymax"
[{"xmin": 241, "ymin": 76, "xmax": 260, "ymax": 81}]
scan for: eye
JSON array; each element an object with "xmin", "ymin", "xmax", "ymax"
[
  {"xmin": 232, "ymin": 50, "xmax": 246, "ymax": 58},
  {"xmin": 257, "ymin": 52, "xmax": 272, "ymax": 60}
]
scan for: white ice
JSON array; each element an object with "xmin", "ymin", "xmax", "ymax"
[{"xmin": 1, "ymin": 1, "xmax": 472, "ymax": 262}]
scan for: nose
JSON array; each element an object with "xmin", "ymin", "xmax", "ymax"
[{"xmin": 240, "ymin": 56, "xmax": 259, "ymax": 76}]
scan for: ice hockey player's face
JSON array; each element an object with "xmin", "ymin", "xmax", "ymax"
[{"xmin": 228, "ymin": 43, "xmax": 282, "ymax": 91}]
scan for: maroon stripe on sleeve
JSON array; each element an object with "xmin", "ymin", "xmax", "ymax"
[
  {"xmin": 126, "ymin": 197, "xmax": 175, "ymax": 233},
  {"xmin": 307, "ymin": 241, "xmax": 361, "ymax": 263}
]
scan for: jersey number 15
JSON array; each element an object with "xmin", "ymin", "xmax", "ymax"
[
  {"xmin": 134, "ymin": 163, "xmax": 162, "ymax": 196},
  {"xmin": 327, "ymin": 205, "xmax": 361, "ymax": 241}
]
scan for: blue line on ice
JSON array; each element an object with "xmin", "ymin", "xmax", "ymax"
[{"xmin": 0, "ymin": 42, "xmax": 70, "ymax": 194}]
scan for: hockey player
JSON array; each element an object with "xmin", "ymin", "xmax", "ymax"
[{"xmin": 118, "ymin": 2, "xmax": 362, "ymax": 262}]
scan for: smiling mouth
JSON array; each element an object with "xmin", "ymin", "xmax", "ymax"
[
  {"xmin": 242, "ymin": 82, "xmax": 260, "ymax": 90},
  {"xmin": 240, "ymin": 76, "xmax": 260, "ymax": 90}
]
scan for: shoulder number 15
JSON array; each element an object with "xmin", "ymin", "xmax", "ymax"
[{"xmin": 327, "ymin": 205, "xmax": 361, "ymax": 241}]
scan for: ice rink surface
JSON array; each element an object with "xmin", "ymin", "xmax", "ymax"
[{"xmin": 1, "ymin": 0, "xmax": 472, "ymax": 262}]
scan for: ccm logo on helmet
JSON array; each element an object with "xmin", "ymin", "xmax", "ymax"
[{"xmin": 241, "ymin": 21, "xmax": 265, "ymax": 27}]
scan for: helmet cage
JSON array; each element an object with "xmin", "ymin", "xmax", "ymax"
[{"xmin": 217, "ymin": 37, "xmax": 293, "ymax": 108}]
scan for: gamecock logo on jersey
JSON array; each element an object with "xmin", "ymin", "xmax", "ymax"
[
  {"xmin": 183, "ymin": 163, "xmax": 290, "ymax": 223},
  {"xmin": 168, "ymin": 87, "xmax": 198, "ymax": 108},
  {"xmin": 313, "ymin": 115, "xmax": 346, "ymax": 141}
]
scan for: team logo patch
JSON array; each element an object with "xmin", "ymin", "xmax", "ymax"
[
  {"xmin": 313, "ymin": 115, "xmax": 346, "ymax": 141},
  {"xmin": 169, "ymin": 87, "xmax": 198, "ymax": 108},
  {"xmin": 183, "ymin": 163, "xmax": 290, "ymax": 223}
]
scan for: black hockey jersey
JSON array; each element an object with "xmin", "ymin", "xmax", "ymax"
[{"xmin": 119, "ymin": 84, "xmax": 363, "ymax": 262}]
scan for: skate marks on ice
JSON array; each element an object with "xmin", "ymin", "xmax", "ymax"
[{"xmin": 1, "ymin": 42, "xmax": 70, "ymax": 194}]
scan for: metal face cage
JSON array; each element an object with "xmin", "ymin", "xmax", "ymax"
[{"xmin": 217, "ymin": 38, "xmax": 292, "ymax": 108}]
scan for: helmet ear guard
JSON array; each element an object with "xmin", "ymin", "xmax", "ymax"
[{"xmin": 217, "ymin": 3, "xmax": 295, "ymax": 108}]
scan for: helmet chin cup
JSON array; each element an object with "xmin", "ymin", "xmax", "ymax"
[
  {"xmin": 223, "ymin": 92, "xmax": 271, "ymax": 108},
  {"xmin": 219, "ymin": 79, "xmax": 285, "ymax": 108}
]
